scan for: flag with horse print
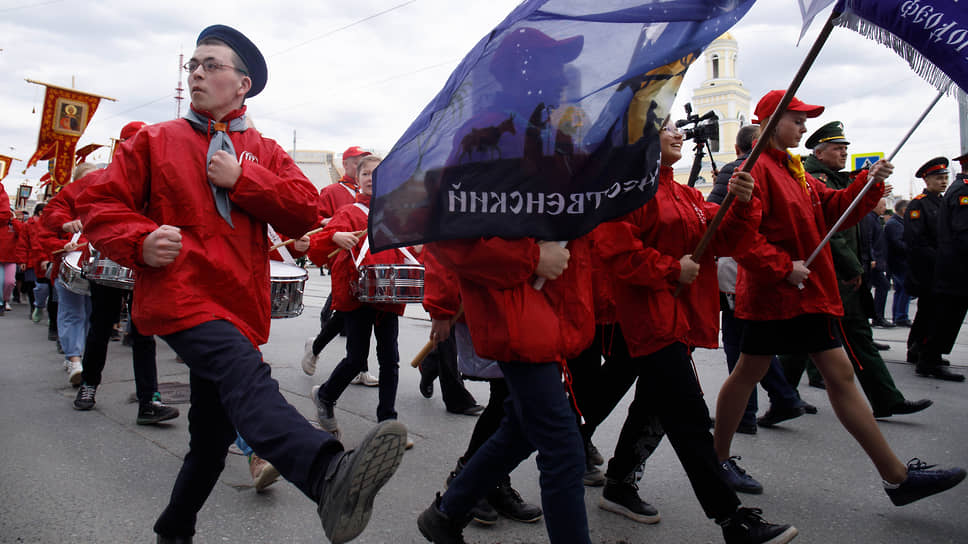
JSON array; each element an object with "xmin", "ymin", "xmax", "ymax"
[{"xmin": 369, "ymin": 0, "xmax": 756, "ymax": 251}]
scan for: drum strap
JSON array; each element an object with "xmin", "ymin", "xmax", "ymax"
[
  {"xmin": 266, "ymin": 225, "xmax": 296, "ymax": 265},
  {"xmin": 349, "ymin": 202, "xmax": 418, "ymax": 266}
]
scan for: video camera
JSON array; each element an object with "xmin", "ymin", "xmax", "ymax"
[{"xmin": 676, "ymin": 103, "xmax": 720, "ymax": 148}]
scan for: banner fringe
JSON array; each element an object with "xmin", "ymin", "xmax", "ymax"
[{"xmin": 835, "ymin": 12, "xmax": 968, "ymax": 108}]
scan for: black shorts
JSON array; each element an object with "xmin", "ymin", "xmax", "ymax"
[{"xmin": 741, "ymin": 314, "xmax": 842, "ymax": 356}]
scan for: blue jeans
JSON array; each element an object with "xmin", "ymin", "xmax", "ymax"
[
  {"xmin": 441, "ymin": 361, "xmax": 590, "ymax": 544},
  {"xmin": 33, "ymin": 280, "xmax": 50, "ymax": 309},
  {"xmin": 891, "ymin": 272, "xmax": 910, "ymax": 322},
  {"xmin": 55, "ymin": 280, "xmax": 91, "ymax": 358},
  {"xmin": 154, "ymin": 320, "xmax": 341, "ymax": 538}
]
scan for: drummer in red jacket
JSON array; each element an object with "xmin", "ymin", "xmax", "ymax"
[
  {"xmin": 713, "ymin": 90, "xmax": 965, "ymax": 507},
  {"xmin": 307, "ymin": 155, "xmax": 418, "ymax": 439},
  {"xmin": 75, "ymin": 24, "xmax": 405, "ymax": 544}
]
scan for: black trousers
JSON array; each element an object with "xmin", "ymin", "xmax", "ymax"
[
  {"xmin": 596, "ymin": 335, "xmax": 739, "ymax": 520},
  {"xmin": 154, "ymin": 320, "xmax": 341, "ymax": 538},
  {"xmin": 319, "ymin": 306, "xmax": 399, "ymax": 421},
  {"xmin": 81, "ymin": 283, "xmax": 157, "ymax": 403},
  {"xmin": 923, "ymin": 294, "xmax": 968, "ymax": 359},
  {"xmin": 461, "ymin": 378, "xmax": 508, "ymax": 463},
  {"xmin": 421, "ymin": 329, "xmax": 477, "ymax": 412}
]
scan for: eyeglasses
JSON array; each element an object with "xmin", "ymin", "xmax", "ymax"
[
  {"xmin": 663, "ymin": 125, "xmax": 685, "ymax": 136},
  {"xmin": 183, "ymin": 60, "xmax": 247, "ymax": 76}
]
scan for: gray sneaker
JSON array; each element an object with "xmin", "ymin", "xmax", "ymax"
[
  {"xmin": 317, "ymin": 420, "xmax": 407, "ymax": 543},
  {"xmin": 311, "ymin": 385, "xmax": 340, "ymax": 439}
]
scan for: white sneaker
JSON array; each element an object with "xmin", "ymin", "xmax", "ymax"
[
  {"xmin": 351, "ymin": 371, "xmax": 379, "ymax": 387},
  {"xmin": 68, "ymin": 360, "xmax": 83, "ymax": 386},
  {"xmin": 63, "ymin": 359, "xmax": 71, "ymax": 372},
  {"xmin": 4, "ymin": 303, "xmax": 11, "ymax": 311},
  {"xmin": 300, "ymin": 336, "xmax": 318, "ymax": 376}
]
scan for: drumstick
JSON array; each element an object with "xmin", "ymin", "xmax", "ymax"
[
  {"xmin": 52, "ymin": 242, "xmax": 87, "ymax": 255},
  {"xmin": 411, "ymin": 306, "xmax": 464, "ymax": 368},
  {"xmin": 268, "ymin": 226, "xmax": 327, "ymax": 252},
  {"xmin": 326, "ymin": 230, "xmax": 367, "ymax": 259}
]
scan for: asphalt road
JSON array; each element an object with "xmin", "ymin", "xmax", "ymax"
[{"xmin": 1, "ymin": 271, "xmax": 966, "ymax": 543}]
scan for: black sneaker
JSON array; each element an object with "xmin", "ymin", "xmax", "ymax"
[
  {"xmin": 419, "ymin": 370, "xmax": 434, "ymax": 399},
  {"xmin": 599, "ymin": 479, "xmax": 660, "ymax": 524},
  {"xmin": 720, "ymin": 457, "xmax": 763, "ymax": 494},
  {"xmin": 316, "ymin": 420, "xmax": 407, "ymax": 543},
  {"xmin": 443, "ymin": 459, "xmax": 498, "ymax": 525},
  {"xmin": 720, "ymin": 507, "xmax": 798, "ymax": 544},
  {"xmin": 137, "ymin": 394, "xmax": 180, "ymax": 425},
  {"xmin": 585, "ymin": 439, "xmax": 604, "ymax": 466},
  {"xmin": 583, "ymin": 459, "xmax": 605, "ymax": 487},
  {"xmin": 417, "ymin": 493, "xmax": 471, "ymax": 544},
  {"xmin": 756, "ymin": 404, "xmax": 805, "ymax": 428},
  {"xmin": 488, "ymin": 479, "xmax": 543, "ymax": 523},
  {"xmin": 885, "ymin": 458, "xmax": 967, "ymax": 506},
  {"xmin": 73, "ymin": 383, "xmax": 97, "ymax": 411}
]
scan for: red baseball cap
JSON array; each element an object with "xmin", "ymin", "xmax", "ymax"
[
  {"xmin": 120, "ymin": 121, "xmax": 147, "ymax": 140},
  {"xmin": 753, "ymin": 90, "xmax": 824, "ymax": 124},
  {"xmin": 342, "ymin": 146, "xmax": 371, "ymax": 159}
]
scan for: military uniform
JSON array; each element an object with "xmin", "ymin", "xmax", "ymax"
[
  {"xmin": 783, "ymin": 122, "xmax": 928, "ymax": 415},
  {"xmin": 907, "ymin": 157, "xmax": 964, "ymax": 381}
]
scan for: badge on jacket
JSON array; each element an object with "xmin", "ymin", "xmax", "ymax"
[
  {"xmin": 960, "ymin": 196, "xmax": 968, "ymax": 206},
  {"xmin": 910, "ymin": 210, "xmax": 921, "ymax": 219}
]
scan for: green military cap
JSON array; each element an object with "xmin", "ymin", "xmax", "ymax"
[
  {"xmin": 915, "ymin": 156, "xmax": 949, "ymax": 178},
  {"xmin": 805, "ymin": 121, "xmax": 850, "ymax": 150}
]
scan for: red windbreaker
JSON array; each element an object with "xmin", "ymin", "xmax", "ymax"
[
  {"xmin": 317, "ymin": 177, "xmax": 358, "ymax": 224},
  {"xmin": 434, "ymin": 235, "xmax": 594, "ymax": 363},
  {"xmin": 0, "ymin": 186, "xmax": 20, "ymax": 262},
  {"xmin": 422, "ymin": 246, "xmax": 460, "ymax": 322},
  {"xmin": 307, "ymin": 194, "xmax": 415, "ymax": 316},
  {"xmin": 595, "ymin": 166, "xmax": 761, "ymax": 357},
  {"xmin": 734, "ymin": 147, "xmax": 881, "ymax": 321},
  {"xmin": 76, "ymin": 109, "xmax": 318, "ymax": 346}
]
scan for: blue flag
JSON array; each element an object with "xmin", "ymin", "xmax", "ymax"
[
  {"xmin": 834, "ymin": 1, "xmax": 968, "ymax": 100},
  {"xmin": 369, "ymin": 0, "xmax": 755, "ymax": 251}
]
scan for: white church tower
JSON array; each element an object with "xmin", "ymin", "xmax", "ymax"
[{"xmin": 690, "ymin": 32, "xmax": 751, "ymax": 173}]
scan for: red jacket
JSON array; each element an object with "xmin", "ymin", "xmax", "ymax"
[
  {"xmin": 0, "ymin": 186, "xmax": 20, "ymax": 262},
  {"xmin": 434, "ymin": 235, "xmax": 594, "ymax": 363},
  {"xmin": 317, "ymin": 177, "xmax": 358, "ymax": 224},
  {"xmin": 588, "ymin": 225, "xmax": 617, "ymax": 325},
  {"xmin": 596, "ymin": 166, "xmax": 760, "ymax": 357},
  {"xmin": 76, "ymin": 109, "xmax": 318, "ymax": 346},
  {"xmin": 422, "ymin": 246, "xmax": 460, "ymax": 321},
  {"xmin": 307, "ymin": 194, "xmax": 414, "ymax": 315},
  {"xmin": 734, "ymin": 147, "xmax": 882, "ymax": 321}
]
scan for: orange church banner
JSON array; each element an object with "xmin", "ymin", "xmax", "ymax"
[
  {"xmin": 0, "ymin": 155, "xmax": 13, "ymax": 182},
  {"xmin": 23, "ymin": 80, "xmax": 115, "ymax": 192}
]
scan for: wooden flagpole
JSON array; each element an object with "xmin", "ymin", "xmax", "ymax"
[{"xmin": 674, "ymin": 10, "xmax": 839, "ymax": 296}]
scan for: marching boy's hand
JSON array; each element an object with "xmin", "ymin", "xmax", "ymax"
[
  {"xmin": 143, "ymin": 225, "xmax": 183, "ymax": 267},
  {"xmin": 208, "ymin": 150, "xmax": 242, "ymax": 189}
]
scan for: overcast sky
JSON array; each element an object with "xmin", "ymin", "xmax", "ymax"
[{"xmin": 1, "ymin": 0, "xmax": 964, "ymax": 200}]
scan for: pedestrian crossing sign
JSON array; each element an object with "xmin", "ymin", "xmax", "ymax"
[{"xmin": 851, "ymin": 152, "xmax": 884, "ymax": 171}]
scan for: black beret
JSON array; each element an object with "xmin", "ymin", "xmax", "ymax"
[
  {"xmin": 197, "ymin": 24, "xmax": 267, "ymax": 98},
  {"xmin": 915, "ymin": 156, "xmax": 949, "ymax": 178},
  {"xmin": 805, "ymin": 121, "xmax": 849, "ymax": 150}
]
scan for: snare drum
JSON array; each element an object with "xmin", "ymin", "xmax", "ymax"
[
  {"xmin": 83, "ymin": 248, "xmax": 135, "ymax": 290},
  {"xmin": 354, "ymin": 264, "xmax": 425, "ymax": 304},
  {"xmin": 59, "ymin": 251, "xmax": 91, "ymax": 295},
  {"xmin": 270, "ymin": 261, "xmax": 308, "ymax": 318}
]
